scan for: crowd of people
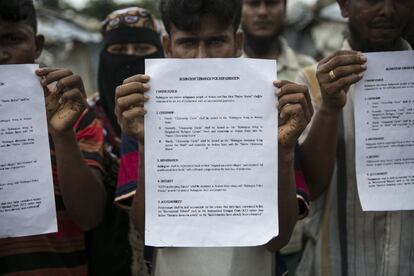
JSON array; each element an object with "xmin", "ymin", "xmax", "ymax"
[{"xmin": 0, "ymin": 0, "xmax": 413, "ymax": 275}]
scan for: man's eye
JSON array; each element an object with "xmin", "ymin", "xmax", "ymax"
[
  {"xmin": 208, "ymin": 39, "xmax": 225, "ymax": 47},
  {"xmin": 6, "ymin": 35, "xmax": 23, "ymax": 43},
  {"xmin": 246, "ymin": 0, "xmax": 261, "ymax": 6},
  {"xmin": 181, "ymin": 40, "xmax": 196, "ymax": 48}
]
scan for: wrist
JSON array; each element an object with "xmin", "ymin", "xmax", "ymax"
[
  {"xmin": 50, "ymin": 129, "xmax": 76, "ymax": 144},
  {"xmin": 138, "ymin": 142, "xmax": 145, "ymax": 154},
  {"xmin": 278, "ymin": 146, "xmax": 295, "ymax": 164},
  {"xmin": 320, "ymin": 102, "xmax": 342, "ymax": 116}
]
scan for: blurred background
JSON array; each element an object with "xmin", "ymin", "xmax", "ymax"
[{"xmin": 35, "ymin": 0, "xmax": 347, "ymax": 96}]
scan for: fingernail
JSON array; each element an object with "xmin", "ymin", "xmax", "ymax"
[
  {"xmin": 360, "ymin": 55, "xmax": 367, "ymax": 62},
  {"xmin": 274, "ymin": 80, "xmax": 282, "ymax": 87},
  {"xmin": 361, "ymin": 63, "xmax": 367, "ymax": 70},
  {"xmin": 142, "ymin": 83, "xmax": 150, "ymax": 90},
  {"xmin": 358, "ymin": 72, "xmax": 364, "ymax": 78},
  {"xmin": 143, "ymin": 95, "xmax": 149, "ymax": 101}
]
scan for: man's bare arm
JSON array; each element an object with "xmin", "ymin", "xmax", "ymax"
[{"xmin": 299, "ymin": 51, "xmax": 367, "ymax": 200}]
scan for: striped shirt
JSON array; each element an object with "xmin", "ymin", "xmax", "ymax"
[{"xmin": 0, "ymin": 108, "xmax": 104, "ymax": 275}]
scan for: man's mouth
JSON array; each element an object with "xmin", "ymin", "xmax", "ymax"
[
  {"xmin": 370, "ymin": 21, "xmax": 396, "ymax": 30},
  {"xmin": 253, "ymin": 21, "xmax": 272, "ymax": 29}
]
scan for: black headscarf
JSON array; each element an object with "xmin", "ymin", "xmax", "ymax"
[{"xmin": 98, "ymin": 27, "xmax": 164, "ymax": 136}]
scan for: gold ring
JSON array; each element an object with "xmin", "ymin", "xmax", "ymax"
[{"xmin": 329, "ymin": 70, "xmax": 337, "ymax": 81}]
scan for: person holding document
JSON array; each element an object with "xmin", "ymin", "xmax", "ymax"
[
  {"xmin": 114, "ymin": 0, "xmax": 313, "ymax": 275},
  {"xmin": 87, "ymin": 7, "xmax": 165, "ymax": 276},
  {"xmin": 241, "ymin": 0, "xmax": 316, "ymax": 271},
  {"xmin": 0, "ymin": 0, "xmax": 106, "ymax": 274},
  {"xmin": 297, "ymin": 0, "xmax": 414, "ymax": 275}
]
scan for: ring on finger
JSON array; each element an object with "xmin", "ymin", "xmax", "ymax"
[{"xmin": 329, "ymin": 70, "xmax": 338, "ymax": 81}]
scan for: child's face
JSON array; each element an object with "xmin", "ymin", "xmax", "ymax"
[{"xmin": 0, "ymin": 19, "xmax": 43, "ymax": 64}]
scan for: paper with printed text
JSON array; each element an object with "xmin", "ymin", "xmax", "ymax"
[{"xmin": 145, "ymin": 58, "xmax": 278, "ymax": 246}]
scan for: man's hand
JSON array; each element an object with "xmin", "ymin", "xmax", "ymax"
[
  {"xmin": 36, "ymin": 68, "xmax": 87, "ymax": 136},
  {"xmin": 114, "ymin": 74, "xmax": 150, "ymax": 143},
  {"xmin": 275, "ymin": 80, "xmax": 313, "ymax": 151},
  {"xmin": 316, "ymin": 50, "xmax": 367, "ymax": 111}
]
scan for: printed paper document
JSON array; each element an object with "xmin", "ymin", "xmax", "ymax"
[
  {"xmin": 145, "ymin": 58, "xmax": 278, "ymax": 246},
  {"xmin": 0, "ymin": 64, "xmax": 57, "ymax": 237},
  {"xmin": 355, "ymin": 51, "xmax": 414, "ymax": 211}
]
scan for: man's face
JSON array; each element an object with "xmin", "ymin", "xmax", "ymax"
[
  {"xmin": 241, "ymin": 0, "xmax": 285, "ymax": 39},
  {"xmin": 163, "ymin": 16, "xmax": 243, "ymax": 58},
  {"xmin": 0, "ymin": 20, "xmax": 43, "ymax": 65},
  {"xmin": 339, "ymin": 0, "xmax": 414, "ymax": 50}
]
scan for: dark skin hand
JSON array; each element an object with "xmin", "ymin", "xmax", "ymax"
[
  {"xmin": 35, "ymin": 68, "xmax": 106, "ymax": 231},
  {"xmin": 116, "ymin": 75, "xmax": 313, "ymax": 251},
  {"xmin": 300, "ymin": 50, "xmax": 367, "ymax": 200},
  {"xmin": 267, "ymin": 80, "xmax": 313, "ymax": 251},
  {"xmin": 38, "ymin": 68, "xmax": 87, "ymax": 134}
]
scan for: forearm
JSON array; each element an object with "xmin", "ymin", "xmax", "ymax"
[
  {"xmin": 266, "ymin": 148, "xmax": 298, "ymax": 252},
  {"xmin": 299, "ymin": 105, "xmax": 340, "ymax": 200},
  {"xmin": 52, "ymin": 130, "xmax": 106, "ymax": 231},
  {"xmin": 131, "ymin": 143, "xmax": 146, "ymax": 237}
]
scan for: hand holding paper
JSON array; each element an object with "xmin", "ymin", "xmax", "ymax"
[
  {"xmin": 316, "ymin": 50, "xmax": 367, "ymax": 111},
  {"xmin": 276, "ymin": 80, "xmax": 313, "ymax": 149},
  {"xmin": 114, "ymin": 74, "xmax": 150, "ymax": 142},
  {"xmin": 36, "ymin": 68, "xmax": 87, "ymax": 136}
]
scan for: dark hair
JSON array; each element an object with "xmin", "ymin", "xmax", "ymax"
[
  {"xmin": 0, "ymin": 0, "xmax": 37, "ymax": 33},
  {"xmin": 160, "ymin": 0, "xmax": 242, "ymax": 34}
]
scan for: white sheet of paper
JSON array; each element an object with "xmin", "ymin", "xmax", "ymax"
[
  {"xmin": 145, "ymin": 58, "xmax": 278, "ymax": 247},
  {"xmin": 0, "ymin": 64, "xmax": 57, "ymax": 237},
  {"xmin": 355, "ymin": 51, "xmax": 414, "ymax": 211}
]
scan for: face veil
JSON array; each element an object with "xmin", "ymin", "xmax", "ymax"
[{"xmin": 98, "ymin": 27, "xmax": 164, "ymax": 136}]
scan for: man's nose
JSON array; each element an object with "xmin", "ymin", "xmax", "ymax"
[
  {"xmin": 195, "ymin": 44, "xmax": 208, "ymax": 58},
  {"xmin": 381, "ymin": 0, "xmax": 396, "ymax": 16},
  {"xmin": 257, "ymin": 2, "xmax": 268, "ymax": 16}
]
